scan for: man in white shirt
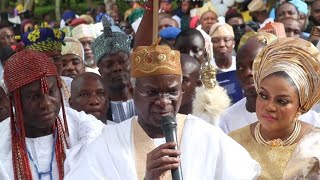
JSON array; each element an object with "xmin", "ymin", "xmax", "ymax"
[
  {"xmin": 0, "ymin": 50, "xmax": 104, "ymax": 180},
  {"xmin": 65, "ymin": 42, "xmax": 260, "ymax": 180}
]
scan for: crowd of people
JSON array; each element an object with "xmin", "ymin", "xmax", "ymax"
[{"xmin": 1, "ymin": 0, "xmax": 320, "ymax": 179}]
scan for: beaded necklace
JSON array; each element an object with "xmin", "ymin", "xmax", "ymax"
[
  {"xmin": 60, "ymin": 78, "xmax": 70, "ymax": 103},
  {"xmin": 26, "ymin": 128, "xmax": 58, "ymax": 180},
  {"xmin": 255, "ymin": 121, "xmax": 301, "ymax": 147}
]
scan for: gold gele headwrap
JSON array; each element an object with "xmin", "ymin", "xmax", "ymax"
[
  {"xmin": 131, "ymin": 39, "xmax": 181, "ymax": 78},
  {"xmin": 253, "ymin": 38, "xmax": 320, "ymax": 113},
  {"xmin": 197, "ymin": 2, "xmax": 218, "ymax": 18}
]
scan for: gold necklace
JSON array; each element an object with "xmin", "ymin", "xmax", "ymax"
[{"xmin": 254, "ymin": 121, "xmax": 301, "ymax": 147}]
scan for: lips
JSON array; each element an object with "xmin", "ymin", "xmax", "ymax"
[
  {"xmin": 261, "ymin": 114, "xmax": 277, "ymax": 122},
  {"xmin": 112, "ymin": 74, "xmax": 126, "ymax": 81},
  {"xmin": 153, "ymin": 111, "xmax": 173, "ymax": 117},
  {"xmin": 39, "ymin": 112, "xmax": 56, "ymax": 121}
]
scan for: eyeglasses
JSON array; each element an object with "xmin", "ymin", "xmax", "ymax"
[
  {"xmin": 0, "ymin": 34, "xmax": 15, "ymax": 41},
  {"xmin": 232, "ymin": 24, "xmax": 246, "ymax": 30},
  {"xmin": 136, "ymin": 89, "xmax": 183, "ymax": 101}
]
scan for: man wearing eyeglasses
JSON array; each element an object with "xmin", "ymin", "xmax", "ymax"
[
  {"xmin": 65, "ymin": 41, "xmax": 260, "ymax": 180},
  {"xmin": 0, "ymin": 24, "xmax": 17, "ymax": 82},
  {"xmin": 0, "ymin": 24, "xmax": 16, "ymax": 49},
  {"xmin": 225, "ymin": 10, "xmax": 246, "ymax": 52},
  {"xmin": 21, "ymin": 22, "xmax": 73, "ymax": 107}
]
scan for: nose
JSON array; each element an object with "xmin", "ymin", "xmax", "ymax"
[
  {"xmin": 113, "ymin": 62, "xmax": 123, "ymax": 72},
  {"xmin": 9, "ymin": 37, "xmax": 15, "ymax": 44},
  {"xmin": 265, "ymin": 100, "xmax": 276, "ymax": 112},
  {"xmin": 83, "ymin": 43, "xmax": 91, "ymax": 51},
  {"xmin": 65, "ymin": 63, "xmax": 75, "ymax": 72},
  {"xmin": 218, "ymin": 39, "xmax": 226, "ymax": 47},
  {"xmin": 244, "ymin": 67, "xmax": 253, "ymax": 77},
  {"xmin": 88, "ymin": 94, "xmax": 100, "ymax": 106},
  {"xmin": 39, "ymin": 94, "xmax": 52, "ymax": 109},
  {"xmin": 155, "ymin": 96, "xmax": 172, "ymax": 108}
]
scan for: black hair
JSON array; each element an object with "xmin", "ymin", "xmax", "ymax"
[
  {"xmin": 174, "ymin": 28, "xmax": 204, "ymax": 48},
  {"xmin": 275, "ymin": 2, "xmax": 299, "ymax": 19}
]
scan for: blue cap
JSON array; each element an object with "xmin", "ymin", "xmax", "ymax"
[
  {"xmin": 289, "ymin": 0, "xmax": 308, "ymax": 15},
  {"xmin": 159, "ymin": 27, "xmax": 181, "ymax": 40},
  {"xmin": 62, "ymin": 10, "xmax": 76, "ymax": 22}
]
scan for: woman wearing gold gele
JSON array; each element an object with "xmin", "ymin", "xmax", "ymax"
[{"xmin": 230, "ymin": 38, "xmax": 320, "ymax": 179}]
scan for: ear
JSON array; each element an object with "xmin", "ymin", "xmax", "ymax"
[{"xmin": 232, "ymin": 40, "xmax": 236, "ymax": 48}]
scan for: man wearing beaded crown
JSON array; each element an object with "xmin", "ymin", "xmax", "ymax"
[
  {"xmin": 21, "ymin": 22, "xmax": 73, "ymax": 107},
  {"xmin": 64, "ymin": 1, "xmax": 260, "ymax": 179},
  {"xmin": 0, "ymin": 50, "xmax": 104, "ymax": 180}
]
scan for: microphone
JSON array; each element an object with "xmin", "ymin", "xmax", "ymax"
[{"xmin": 161, "ymin": 115, "xmax": 183, "ymax": 180}]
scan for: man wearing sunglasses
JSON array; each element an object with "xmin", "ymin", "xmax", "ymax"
[{"xmin": 225, "ymin": 10, "xmax": 246, "ymax": 52}]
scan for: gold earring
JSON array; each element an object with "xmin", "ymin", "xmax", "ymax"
[{"xmin": 294, "ymin": 112, "xmax": 301, "ymax": 122}]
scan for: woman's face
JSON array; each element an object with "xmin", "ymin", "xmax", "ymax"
[{"xmin": 256, "ymin": 74, "xmax": 300, "ymax": 132}]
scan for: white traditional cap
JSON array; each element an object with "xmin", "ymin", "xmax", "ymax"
[
  {"xmin": 209, "ymin": 22, "xmax": 234, "ymax": 38},
  {"xmin": 71, "ymin": 24, "xmax": 97, "ymax": 40}
]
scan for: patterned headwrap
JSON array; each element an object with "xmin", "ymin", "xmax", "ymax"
[
  {"xmin": 253, "ymin": 38, "xmax": 320, "ymax": 113},
  {"xmin": 22, "ymin": 22, "xmax": 65, "ymax": 52},
  {"xmin": 92, "ymin": 15, "xmax": 131, "ymax": 64},
  {"xmin": 61, "ymin": 37, "xmax": 85, "ymax": 62},
  {"xmin": 3, "ymin": 49, "xmax": 69, "ymax": 180}
]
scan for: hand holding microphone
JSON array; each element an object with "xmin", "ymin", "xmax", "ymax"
[{"xmin": 145, "ymin": 116, "xmax": 183, "ymax": 180}]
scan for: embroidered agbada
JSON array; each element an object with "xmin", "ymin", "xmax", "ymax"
[
  {"xmin": 253, "ymin": 38, "xmax": 320, "ymax": 113},
  {"xmin": 64, "ymin": 115, "xmax": 261, "ymax": 180}
]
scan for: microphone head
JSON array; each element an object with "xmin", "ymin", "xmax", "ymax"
[{"xmin": 161, "ymin": 115, "xmax": 177, "ymax": 131}]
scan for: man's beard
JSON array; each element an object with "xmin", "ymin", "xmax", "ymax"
[{"xmin": 84, "ymin": 58, "xmax": 96, "ymax": 68}]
